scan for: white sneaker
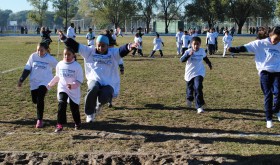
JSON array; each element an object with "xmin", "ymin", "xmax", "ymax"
[
  {"xmin": 266, "ymin": 120, "xmax": 273, "ymax": 128},
  {"xmin": 86, "ymin": 114, "xmax": 95, "ymax": 123},
  {"xmin": 197, "ymin": 107, "xmax": 204, "ymax": 114},
  {"xmin": 186, "ymin": 100, "xmax": 192, "ymax": 108},
  {"xmin": 276, "ymin": 112, "xmax": 280, "ymax": 121}
]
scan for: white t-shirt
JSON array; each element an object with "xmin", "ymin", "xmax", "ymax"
[
  {"xmin": 244, "ymin": 38, "xmax": 280, "ymax": 75},
  {"xmin": 181, "ymin": 48, "xmax": 207, "ymax": 81},
  {"xmin": 206, "ymin": 32, "xmax": 216, "ymax": 45},
  {"xmin": 24, "ymin": 53, "xmax": 58, "ymax": 90},
  {"xmin": 134, "ymin": 36, "xmax": 142, "ymax": 49},
  {"xmin": 55, "ymin": 60, "xmax": 83, "ymax": 104},
  {"xmin": 67, "ymin": 26, "xmax": 76, "ymax": 39},
  {"xmin": 176, "ymin": 31, "xmax": 183, "ymax": 43},
  {"xmin": 181, "ymin": 34, "xmax": 190, "ymax": 48},
  {"xmin": 222, "ymin": 35, "xmax": 233, "ymax": 48},
  {"xmin": 153, "ymin": 37, "xmax": 163, "ymax": 50},
  {"xmin": 86, "ymin": 32, "xmax": 95, "ymax": 46},
  {"xmin": 78, "ymin": 44, "xmax": 122, "ymax": 96}
]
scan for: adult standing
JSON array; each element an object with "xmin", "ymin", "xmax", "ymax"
[{"xmin": 67, "ymin": 23, "xmax": 76, "ymax": 40}]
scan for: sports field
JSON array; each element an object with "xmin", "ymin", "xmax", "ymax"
[{"xmin": 1, "ymin": 34, "xmax": 280, "ymax": 164}]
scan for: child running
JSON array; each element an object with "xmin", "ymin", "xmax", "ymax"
[
  {"xmin": 58, "ymin": 31, "xmax": 138, "ymax": 123},
  {"xmin": 222, "ymin": 30, "xmax": 234, "ymax": 58},
  {"xmin": 206, "ymin": 28, "xmax": 217, "ymax": 55},
  {"xmin": 228, "ymin": 26, "xmax": 280, "ymax": 128},
  {"xmin": 17, "ymin": 42, "xmax": 58, "ymax": 128},
  {"xmin": 149, "ymin": 32, "xmax": 164, "ymax": 58},
  {"xmin": 86, "ymin": 28, "xmax": 95, "ymax": 46},
  {"xmin": 132, "ymin": 33, "xmax": 143, "ymax": 56},
  {"xmin": 48, "ymin": 47, "xmax": 83, "ymax": 132},
  {"xmin": 180, "ymin": 37, "xmax": 212, "ymax": 113}
]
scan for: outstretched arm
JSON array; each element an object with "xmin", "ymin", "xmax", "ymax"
[
  {"xmin": 228, "ymin": 46, "xmax": 247, "ymax": 53},
  {"xmin": 58, "ymin": 30, "xmax": 79, "ymax": 53},
  {"xmin": 119, "ymin": 43, "xmax": 139, "ymax": 57}
]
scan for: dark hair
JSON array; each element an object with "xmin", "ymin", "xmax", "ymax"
[
  {"xmin": 89, "ymin": 28, "xmax": 92, "ymax": 31},
  {"xmin": 156, "ymin": 32, "xmax": 159, "ymax": 37},
  {"xmin": 269, "ymin": 26, "xmax": 280, "ymax": 36},
  {"xmin": 38, "ymin": 42, "xmax": 50, "ymax": 53},
  {"xmin": 191, "ymin": 36, "xmax": 201, "ymax": 44},
  {"xmin": 257, "ymin": 26, "xmax": 268, "ymax": 39},
  {"xmin": 64, "ymin": 47, "xmax": 75, "ymax": 54}
]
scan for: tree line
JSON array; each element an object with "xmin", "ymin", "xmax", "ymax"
[{"xmin": 0, "ymin": 0, "xmax": 278, "ymax": 34}]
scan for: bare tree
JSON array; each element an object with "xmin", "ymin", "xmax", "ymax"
[
  {"xmin": 158, "ymin": 0, "xmax": 188, "ymax": 33},
  {"xmin": 138, "ymin": 0, "xmax": 157, "ymax": 34}
]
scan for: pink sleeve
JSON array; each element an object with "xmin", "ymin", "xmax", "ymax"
[{"xmin": 48, "ymin": 76, "xmax": 60, "ymax": 87}]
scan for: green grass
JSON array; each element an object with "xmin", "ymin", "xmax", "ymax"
[{"xmin": 1, "ymin": 34, "xmax": 279, "ymax": 163}]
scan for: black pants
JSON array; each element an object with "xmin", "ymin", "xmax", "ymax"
[
  {"xmin": 31, "ymin": 85, "xmax": 47, "ymax": 120},
  {"xmin": 57, "ymin": 92, "xmax": 81, "ymax": 125},
  {"xmin": 132, "ymin": 49, "xmax": 143, "ymax": 56},
  {"xmin": 150, "ymin": 50, "xmax": 163, "ymax": 57}
]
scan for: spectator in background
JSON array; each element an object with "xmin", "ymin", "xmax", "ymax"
[{"xmin": 67, "ymin": 23, "xmax": 76, "ymax": 40}]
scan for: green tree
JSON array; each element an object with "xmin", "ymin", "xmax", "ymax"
[
  {"xmin": 51, "ymin": 0, "xmax": 79, "ymax": 29},
  {"xmin": 27, "ymin": 0, "xmax": 49, "ymax": 27},
  {"xmin": 85, "ymin": 0, "xmax": 138, "ymax": 30},
  {"xmin": 227, "ymin": 0, "xmax": 275, "ymax": 34},
  {"xmin": 158, "ymin": 0, "xmax": 188, "ymax": 34},
  {"xmin": 185, "ymin": 0, "xmax": 227, "ymax": 29},
  {"xmin": 0, "ymin": 9, "xmax": 13, "ymax": 27}
]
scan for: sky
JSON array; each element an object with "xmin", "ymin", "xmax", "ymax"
[{"xmin": 1, "ymin": 0, "xmax": 53, "ymax": 13}]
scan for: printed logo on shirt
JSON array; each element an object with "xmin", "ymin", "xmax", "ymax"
[
  {"xmin": 264, "ymin": 48, "xmax": 280, "ymax": 58},
  {"xmin": 59, "ymin": 69, "xmax": 75, "ymax": 78},
  {"xmin": 92, "ymin": 55, "xmax": 112, "ymax": 65},
  {"xmin": 33, "ymin": 61, "xmax": 48, "ymax": 70},
  {"xmin": 191, "ymin": 54, "xmax": 204, "ymax": 61}
]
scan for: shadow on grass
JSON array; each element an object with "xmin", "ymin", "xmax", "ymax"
[
  {"xmin": 0, "ymin": 118, "xmax": 57, "ymax": 127},
  {"xmin": 79, "ymin": 118, "xmax": 280, "ymax": 144},
  {"xmin": 113, "ymin": 103, "xmax": 188, "ymax": 111}
]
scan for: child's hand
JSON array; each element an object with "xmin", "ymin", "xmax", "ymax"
[
  {"xmin": 17, "ymin": 81, "xmax": 22, "ymax": 88},
  {"xmin": 129, "ymin": 43, "xmax": 139, "ymax": 51},
  {"xmin": 58, "ymin": 30, "xmax": 66, "ymax": 41},
  {"xmin": 209, "ymin": 65, "xmax": 212, "ymax": 70},
  {"xmin": 67, "ymin": 84, "xmax": 72, "ymax": 90},
  {"xmin": 189, "ymin": 50, "xmax": 194, "ymax": 56},
  {"xmin": 120, "ymin": 70, "xmax": 124, "ymax": 75}
]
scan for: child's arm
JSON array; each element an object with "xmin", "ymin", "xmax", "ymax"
[
  {"xmin": 203, "ymin": 57, "xmax": 212, "ymax": 70},
  {"xmin": 180, "ymin": 50, "xmax": 193, "ymax": 62},
  {"xmin": 119, "ymin": 64, "xmax": 124, "ymax": 74},
  {"xmin": 47, "ymin": 76, "xmax": 60, "ymax": 89},
  {"xmin": 119, "ymin": 43, "xmax": 138, "ymax": 57},
  {"xmin": 18, "ymin": 69, "xmax": 31, "ymax": 87},
  {"xmin": 162, "ymin": 42, "xmax": 164, "ymax": 47},
  {"xmin": 68, "ymin": 81, "xmax": 81, "ymax": 90},
  {"xmin": 228, "ymin": 46, "xmax": 247, "ymax": 53}
]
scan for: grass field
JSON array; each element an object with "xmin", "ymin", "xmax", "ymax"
[{"xmin": 1, "ymin": 34, "xmax": 280, "ymax": 164}]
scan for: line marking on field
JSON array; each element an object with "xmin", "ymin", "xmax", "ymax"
[{"xmin": 1, "ymin": 67, "xmax": 22, "ymax": 74}]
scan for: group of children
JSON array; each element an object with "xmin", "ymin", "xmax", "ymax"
[{"xmin": 18, "ymin": 25, "xmax": 280, "ymax": 131}]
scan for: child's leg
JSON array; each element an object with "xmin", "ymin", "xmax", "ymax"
[
  {"xmin": 150, "ymin": 50, "xmax": 156, "ymax": 57},
  {"xmin": 260, "ymin": 71, "xmax": 274, "ymax": 121},
  {"xmin": 84, "ymin": 81, "xmax": 101, "ymax": 115},
  {"xmin": 186, "ymin": 79, "xmax": 194, "ymax": 102},
  {"xmin": 132, "ymin": 49, "xmax": 137, "ymax": 56},
  {"xmin": 176, "ymin": 42, "xmax": 181, "ymax": 55},
  {"xmin": 193, "ymin": 76, "xmax": 205, "ymax": 108},
  {"xmin": 58, "ymin": 92, "xmax": 68, "ymax": 124},
  {"xmin": 98, "ymin": 85, "xmax": 114, "ymax": 105},
  {"xmin": 69, "ymin": 98, "xmax": 81, "ymax": 126},
  {"xmin": 222, "ymin": 47, "xmax": 226, "ymax": 57},
  {"xmin": 159, "ymin": 50, "xmax": 163, "ymax": 57},
  {"xmin": 31, "ymin": 89, "xmax": 38, "ymax": 104},
  {"xmin": 36, "ymin": 85, "xmax": 48, "ymax": 120},
  {"xmin": 272, "ymin": 73, "xmax": 280, "ymax": 114},
  {"xmin": 138, "ymin": 49, "xmax": 143, "ymax": 56}
]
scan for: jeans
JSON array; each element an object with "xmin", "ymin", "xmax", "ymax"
[
  {"xmin": 31, "ymin": 85, "xmax": 47, "ymax": 120},
  {"xmin": 57, "ymin": 92, "xmax": 81, "ymax": 125},
  {"xmin": 84, "ymin": 81, "xmax": 114, "ymax": 115},
  {"xmin": 186, "ymin": 76, "xmax": 205, "ymax": 109},
  {"xmin": 260, "ymin": 71, "xmax": 280, "ymax": 121}
]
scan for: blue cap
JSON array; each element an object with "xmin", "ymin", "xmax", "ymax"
[{"xmin": 96, "ymin": 35, "xmax": 109, "ymax": 45}]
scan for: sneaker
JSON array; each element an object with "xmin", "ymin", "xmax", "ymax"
[
  {"xmin": 276, "ymin": 112, "xmax": 280, "ymax": 121},
  {"xmin": 54, "ymin": 124, "xmax": 63, "ymax": 133},
  {"xmin": 266, "ymin": 120, "xmax": 273, "ymax": 128},
  {"xmin": 108, "ymin": 102, "xmax": 113, "ymax": 108},
  {"xmin": 86, "ymin": 114, "xmax": 95, "ymax": 123},
  {"xmin": 186, "ymin": 100, "xmax": 192, "ymax": 108},
  {"xmin": 197, "ymin": 107, "xmax": 204, "ymax": 114},
  {"xmin": 74, "ymin": 124, "xmax": 81, "ymax": 130},
  {"xmin": 35, "ymin": 120, "xmax": 43, "ymax": 128}
]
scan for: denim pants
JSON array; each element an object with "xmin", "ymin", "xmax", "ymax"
[
  {"xmin": 84, "ymin": 81, "xmax": 114, "ymax": 115},
  {"xmin": 57, "ymin": 92, "xmax": 81, "ymax": 125},
  {"xmin": 31, "ymin": 85, "xmax": 47, "ymax": 120},
  {"xmin": 260, "ymin": 71, "xmax": 280, "ymax": 121},
  {"xmin": 186, "ymin": 76, "xmax": 205, "ymax": 109}
]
